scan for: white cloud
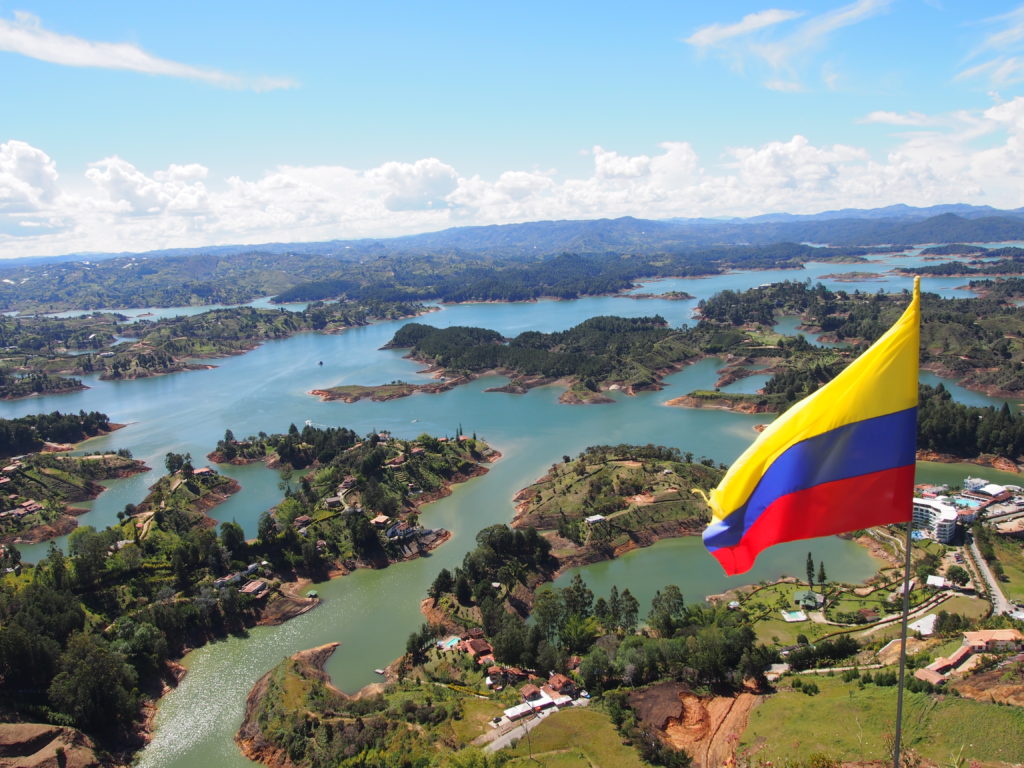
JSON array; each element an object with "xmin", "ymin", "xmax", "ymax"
[
  {"xmin": 690, "ymin": 0, "xmax": 892, "ymax": 90},
  {"xmin": 764, "ymin": 79, "xmax": 803, "ymax": 92},
  {"xmin": 0, "ymin": 11, "xmax": 295, "ymax": 91},
  {"xmin": 365, "ymin": 158, "xmax": 459, "ymax": 211},
  {"xmin": 754, "ymin": 0, "xmax": 892, "ymax": 69},
  {"xmin": 685, "ymin": 9, "xmax": 802, "ymax": 49},
  {"xmin": 0, "ymin": 140, "xmax": 59, "ymax": 213},
  {"xmin": 860, "ymin": 110, "xmax": 935, "ymax": 126},
  {"xmin": 8, "ymin": 97, "xmax": 1024, "ymax": 256},
  {"xmin": 956, "ymin": 7, "xmax": 1024, "ymax": 88},
  {"xmin": 85, "ymin": 156, "xmax": 209, "ymax": 215}
]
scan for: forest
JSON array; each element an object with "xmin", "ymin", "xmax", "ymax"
[
  {"xmin": 699, "ymin": 281, "xmax": 1024, "ymax": 396},
  {"xmin": 0, "ymin": 410, "xmax": 112, "ymax": 457},
  {"xmin": 387, "ymin": 315, "xmax": 696, "ymax": 395}
]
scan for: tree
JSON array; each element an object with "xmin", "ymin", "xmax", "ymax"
[
  {"xmin": 532, "ymin": 587, "xmax": 564, "ymax": 642},
  {"xmin": 559, "ymin": 614, "xmax": 598, "ymax": 654},
  {"xmin": 619, "ymin": 588, "xmax": 639, "ymax": 634},
  {"xmin": 817, "ymin": 561, "xmax": 827, "ymax": 592},
  {"xmin": 164, "ymin": 452, "xmax": 185, "ymax": 475},
  {"xmin": 806, "ymin": 552, "xmax": 815, "ymax": 591},
  {"xmin": 48, "ymin": 632, "xmax": 138, "ymax": 733},
  {"xmin": 562, "ymin": 574, "xmax": 593, "ymax": 619},
  {"xmin": 257, "ymin": 511, "xmax": 277, "ymax": 547},
  {"xmin": 220, "ymin": 520, "xmax": 246, "ymax": 560},
  {"xmin": 454, "ymin": 573, "xmax": 473, "ymax": 606},
  {"xmin": 578, "ymin": 646, "xmax": 611, "ymax": 694},
  {"xmin": 648, "ymin": 585, "xmax": 685, "ymax": 638},
  {"xmin": 68, "ymin": 526, "xmax": 109, "ymax": 590},
  {"xmin": 608, "ymin": 585, "xmax": 622, "ymax": 630},
  {"xmin": 946, "ymin": 565, "xmax": 970, "ymax": 586},
  {"xmin": 428, "ymin": 568, "xmax": 454, "ymax": 600}
]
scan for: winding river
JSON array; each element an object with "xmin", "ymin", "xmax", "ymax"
[{"xmin": 1, "ymin": 257, "xmax": 1019, "ymax": 767}]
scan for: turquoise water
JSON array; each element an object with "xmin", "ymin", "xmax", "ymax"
[{"xmin": 0, "ymin": 256, "xmax": 1013, "ymax": 767}]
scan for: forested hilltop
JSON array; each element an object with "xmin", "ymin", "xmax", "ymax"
[
  {"xmin": 695, "ymin": 281, "xmax": 1024, "ymax": 397},
  {"xmin": 0, "ymin": 242, "xmax": 878, "ymax": 313},
  {"xmin": 0, "ymin": 424, "xmax": 495, "ymax": 762},
  {"xmin": 0, "ymin": 300, "xmax": 425, "ymax": 398},
  {"xmin": 660, "ymin": 281, "xmax": 1024, "ymax": 463},
  {"xmin": 317, "ymin": 315, "xmax": 703, "ymax": 404}
]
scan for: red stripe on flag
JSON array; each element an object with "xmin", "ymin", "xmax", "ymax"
[{"xmin": 709, "ymin": 464, "xmax": 915, "ymax": 576}]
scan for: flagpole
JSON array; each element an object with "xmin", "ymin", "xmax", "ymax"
[{"xmin": 891, "ymin": 521, "xmax": 914, "ymax": 768}]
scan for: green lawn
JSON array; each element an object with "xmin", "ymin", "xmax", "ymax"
[
  {"xmin": 504, "ymin": 708, "xmax": 645, "ymax": 768},
  {"xmin": 992, "ymin": 536, "xmax": 1024, "ymax": 603},
  {"xmin": 741, "ymin": 675, "xmax": 1024, "ymax": 767},
  {"xmin": 449, "ymin": 697, "xmax": 507, "ymax": 744},
  {"xmin": 940, "ymin": 594, "xmax": 991, "ymax": 620},
  {"xmin": 753, "ymin": 616, "xmax": 834, "ymax": 646}
]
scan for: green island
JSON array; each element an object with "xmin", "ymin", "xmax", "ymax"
[
  {"xmin": 317, "ymin": 316, "xmax": 702, "ymax": 405},
  {"xmin": 509, "ymin": 444, "xmax": 722, "ymax": 570},
  {"xmin": 898, "ymin": 246, "xmax": 1024, "ymax": 277},
  {"xmin": 0, "ymin": 425, "xmax": 497, "ymax": 764},
  {"xmin": 655, "ymin": 282, "xmax": 1024, "ymax": 466},
  {"xmin": 0, "ymin": 301, "xmax": 426, "ymax": 398},
  {"xmin": 0, "ymin": 411, "xmax": 147, "ymax": 545}
]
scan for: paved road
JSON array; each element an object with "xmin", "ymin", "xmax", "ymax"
[
  {"xmin": 484, "ymin": 711, "xmax": 548, "ymax": 753},
  {"xmin": 969, "ymin": 536, "xmax": 1012, "ymax": 615}
]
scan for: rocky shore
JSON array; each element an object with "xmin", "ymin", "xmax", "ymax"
[
  {"xmin": 664, "ymin": 393, "xmax": 777, "ymax": 414},
  {"xmin": 235, "ymin": 643, "xmax": 387, "ymax": 768}
]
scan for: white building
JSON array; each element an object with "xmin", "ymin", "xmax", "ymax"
[{"xmin": 912, "ymin": 498, "xmax": 959, "ymax": 543}]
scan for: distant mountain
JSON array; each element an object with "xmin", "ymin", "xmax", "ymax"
[
  {"xmin": 8, "ymin": 204, "xmax": 1024, "ymax": 268},
  {"xmin": 736, "ymin": 203, "xmax": 1024, "ymax": 223}
]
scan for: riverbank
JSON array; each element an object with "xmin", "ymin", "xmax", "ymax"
[
  {"xmin": 1, "ymin": 382, "xmax": 88, "ymax": 400},
  {"xmin": 1, "ymin": 451, "xmax": 149, "ymax": 545},
  {"xmin": 235, "ymin": 643, "xmax": 388, "ymax": 768},
  {"xmin": 663, "ymin": 392, "xmax": 777, "ymax": 414},
  {"xmin": 915, "ymin": 449, "xmax": 1021, "ymax": 473}
]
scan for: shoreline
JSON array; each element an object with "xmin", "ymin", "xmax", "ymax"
[
  {"xmin": 2, "ymin": 450, "xmax": 149, "ymax": 546},
  {"xmin": 138, "ymin": 447, "xmax": 500, "ymax": 762},
  {"xmin": 663, "ymin": 393, "xmax": 777, "ymax": 414},
  {"xmin": 235, "ymin": 643, "xmax": 390, "ymax": 768},
  {"xmin": 314, "ymin": 354, "xmax": 695, "ymax": 406}
]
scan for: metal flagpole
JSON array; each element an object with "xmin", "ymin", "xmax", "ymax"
[{"xmin": 891, "ymin": 522, "xmax": 914, "ymax": 768}]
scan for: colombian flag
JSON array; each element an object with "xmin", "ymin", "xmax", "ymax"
[{"xmin": 702, "ymin": 277, "xmax": 921, "ymax": 576}]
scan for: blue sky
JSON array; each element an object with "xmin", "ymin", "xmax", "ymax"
[{"xmin": 3, "ymin": 1, "xmax": 1024, "ymax": 256}]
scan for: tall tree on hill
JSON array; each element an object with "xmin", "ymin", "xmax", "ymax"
[
  {"xmin": 806, "ymin": 552, "xmax": 815, "ymax": 591},
  {"xmin": 608, "ymin": 585, "xmax": 622, "ymax": 631},
  {"xmin": 619, "ymin": 588, "xmax": 639, "ymax": 634}
]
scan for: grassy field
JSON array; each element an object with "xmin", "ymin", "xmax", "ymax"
[
  {"xmin": 992, "ymin": 535, "xmax": 1024, "ymax": 603},
  {"xmin": 504, "ymin": 708, "xmax": 645, "ymax": 768},
  {"xmin": 448, "ymin": 696, "xmax": 507, "ymax": 745},
  {"xmin": 740, "ymin": 675, "xmax": 1024, "ymax": 767},
  {"xmin": 940, "ymin": 594, "xmax": 991, "ymax": 619}
]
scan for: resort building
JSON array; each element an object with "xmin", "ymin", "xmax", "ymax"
[
  {"xmin": 913, "ymin": 629, "xmax": 1024, "ymax": 686},
  {"xmin": 912, "ymin": 498, "xmax": 959, "ymax": 543},
  {"xmin": 962, "ymin": 629, "xmax": 1024, "ymax": 652}
]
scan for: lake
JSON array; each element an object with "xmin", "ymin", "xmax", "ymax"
[{"xmin": 0, "ymin": 261, "xmax": 1015, "ymax": 767}]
